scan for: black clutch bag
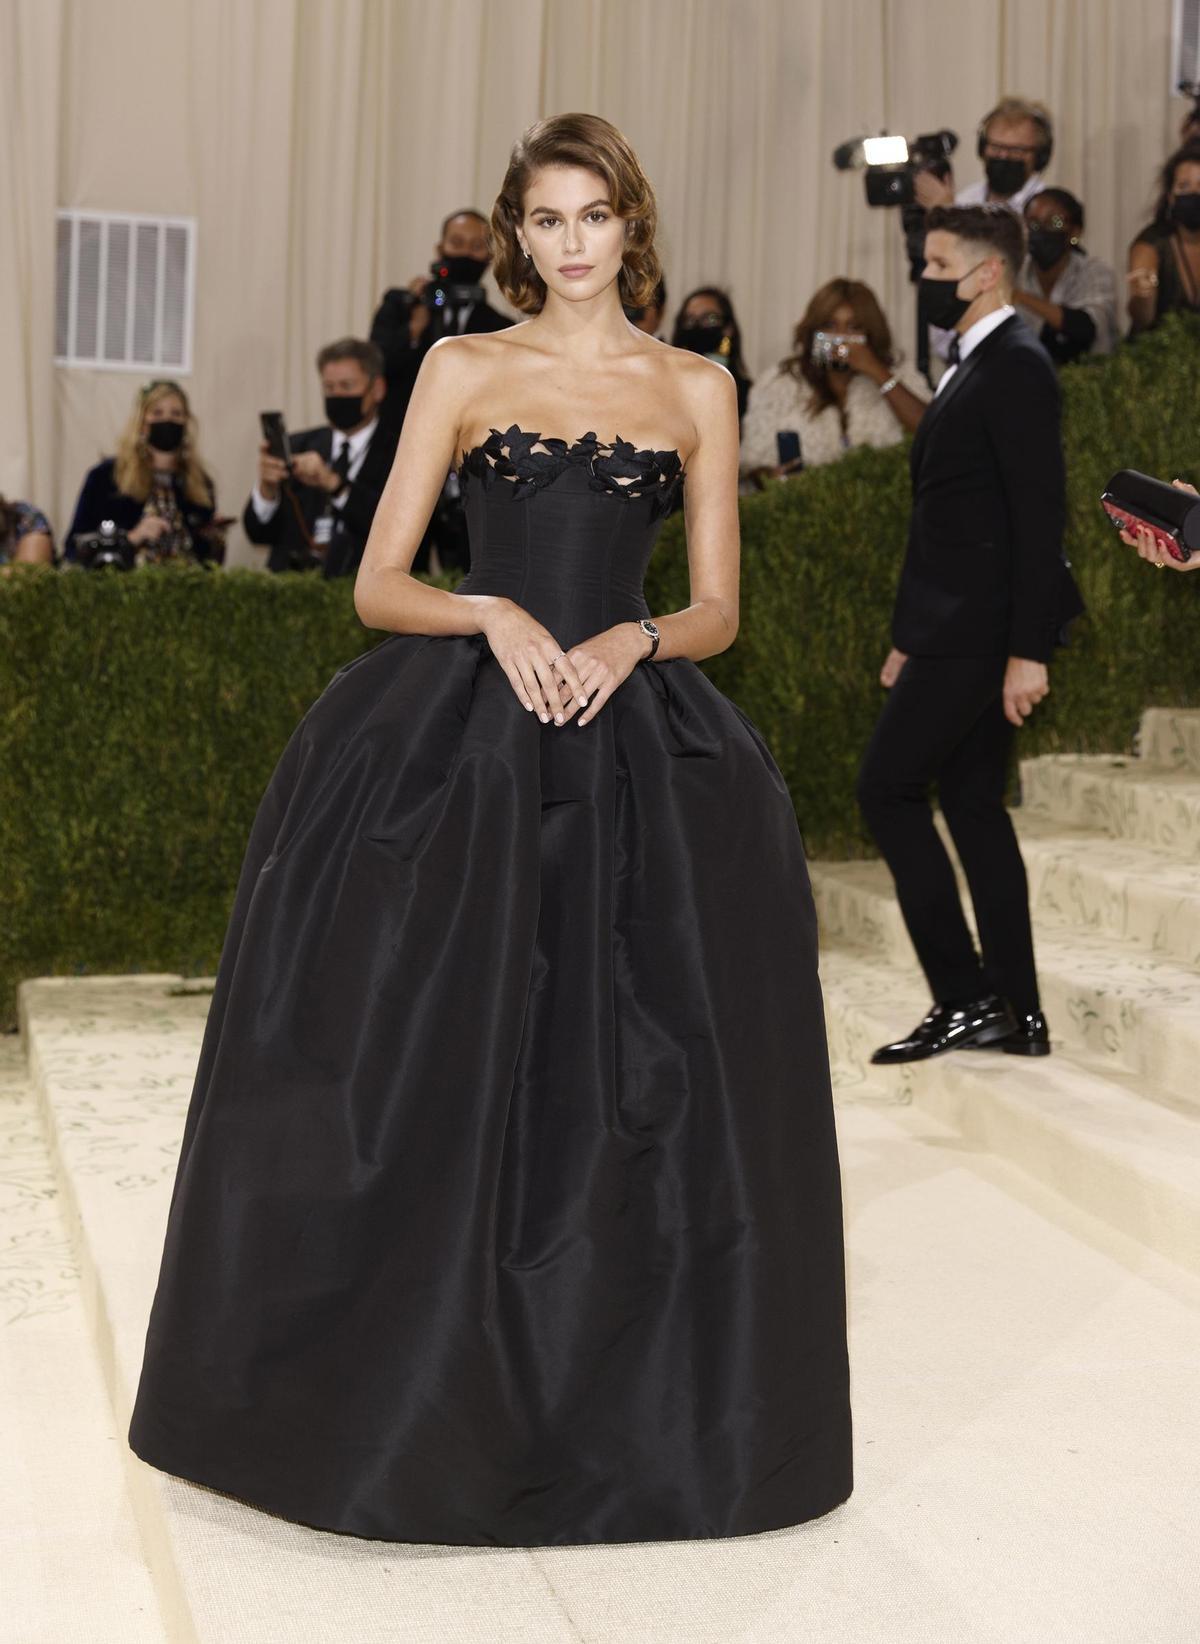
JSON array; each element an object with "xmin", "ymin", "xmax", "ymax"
[{"xmin": 1100, "ymin": 469, "xmax": 1200, "ymax": 564}]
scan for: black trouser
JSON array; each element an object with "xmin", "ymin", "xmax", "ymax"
[{"xmin": 855, "ymin": 654, "xmax": 1040, "ymax": 1015}]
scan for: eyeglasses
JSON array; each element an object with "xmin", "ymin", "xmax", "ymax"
[{"xmin": 984, "ymin": 141, "xmax": 1039, "ymax": 159}]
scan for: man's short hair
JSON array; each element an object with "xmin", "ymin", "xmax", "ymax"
[
  {"xmin": 926, "ymin": 203, "xmax": 1026, "ymax": 281},
  {"xmin": 315, "ymin": 336, "xmax": 386, "ymax": 381},
  {"xmin": 441, "ymin": 208, "xmax": 489, "ymax": 240}
]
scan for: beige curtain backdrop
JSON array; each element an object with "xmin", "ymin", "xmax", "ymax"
[{"xmin": 0, "ymin": 0, "xmax": 1186, "ymax": 568}]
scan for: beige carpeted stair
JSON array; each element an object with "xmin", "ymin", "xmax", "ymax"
[
  {"xmin": 7, "ymin": 709, "xmax": 1200, "ymax": 1639},
  {"xmin": 811, "ymin": 707, "xmax": 1200, "ymax": 1272}
]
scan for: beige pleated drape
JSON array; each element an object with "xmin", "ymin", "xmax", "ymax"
[{"xmin": 0, "ymin": 0, "xmax": 1185, "ymax": 567}]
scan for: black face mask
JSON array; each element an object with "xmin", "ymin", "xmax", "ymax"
[
  {"xmin": 145, "ymin": 420, "xmax": 185, "ymax": 453},
  {"xmin": 1027, "ymin": 227, "xmax": 1070, "ymax": 270},
  {"xmin": 1170, "ymin": 194, "xmax": 1200, "ymax": 232},
  {"xmin": 433, "ymin": 254, "xmax": 489, "ymax": 286},
  {"xmin": 325, "ymin": 394, "xmax": 366, "ymax": 432},
  {"xmin": 677, "ymin": 324, "xmax": 725, "ymax": 356},
  {"xmin": 919, "ymin": 260, "xmax": 985, "ymax": 330},
  {"xmin": 984, "ymin": 155, "xmax": 1028, "ymax": 199}
]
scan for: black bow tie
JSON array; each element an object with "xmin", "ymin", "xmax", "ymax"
[{"xmin": 948, "ymin": 335, "xmax": 962, "ymax": 367}]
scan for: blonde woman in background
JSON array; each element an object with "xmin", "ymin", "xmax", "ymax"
[
  {"xmin": 740, "ymin": 277, "xmax": 928, "ymax": 485},
  {"xmin": 65, "ymin": 379, "xmax": 225, "ymax": 565}
]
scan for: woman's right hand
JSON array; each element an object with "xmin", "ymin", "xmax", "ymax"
[
  {"xmin": 481, "ymin": 598, "xmax": 591, "ymax": 724},
  {"xmin": 128, "ymin": 514, "xmax": 172, "ymax": 548}
]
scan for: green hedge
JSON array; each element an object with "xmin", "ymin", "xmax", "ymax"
[{"xmin": 2, "ymin": 314, "xmax": 1199, "ymax": 1024}]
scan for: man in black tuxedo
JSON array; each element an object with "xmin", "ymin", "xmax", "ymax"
[
  {"xmin": 857, "ymin": 203, "xmax": 1085, "ymax": 1063},
  {"xmin": 244, "ymin": 337, "xmax": 398, "ymax": 579}
]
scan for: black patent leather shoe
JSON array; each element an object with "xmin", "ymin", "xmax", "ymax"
[
  {"xmin": 963, "ymin": 1011, "xmax": 1051, "ymax": 1057},
  {"xmin": 870, "ymin": 994, "xmax": 1019, "ymax": 1065}
]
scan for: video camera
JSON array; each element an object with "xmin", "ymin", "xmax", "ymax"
[{"xmin": 832, "ymin": 130, "xmax": 958, "ymax": 207}]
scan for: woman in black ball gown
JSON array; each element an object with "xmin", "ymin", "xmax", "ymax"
[{"xmin": 128, "ymin": 112, "xmax": 853, "ymax": 1547}]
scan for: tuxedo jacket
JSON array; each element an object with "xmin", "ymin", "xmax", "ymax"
[
  {"xmin": 891, "ymin": 312, "xmax": 1085, "ymax": 663},
  {"xmin": 241, "ymin": 420, "xmax": 398, "ymax": 578},
  {"xmin": 370, "ymin": 291, "xmax": 514, "ymax": 432}
]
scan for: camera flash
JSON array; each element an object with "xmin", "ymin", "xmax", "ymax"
[{"xmin": 862, "ymin": 136, "xmax": 909, "ymax": 166}]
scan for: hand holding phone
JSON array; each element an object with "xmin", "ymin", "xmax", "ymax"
[
  {"xmin": 259, "ymin": 411, "xmax": 293, "ymax": 500},
  {"xmin": 776, "ymin": 429, "xmax": 803, "ymax": 474}
]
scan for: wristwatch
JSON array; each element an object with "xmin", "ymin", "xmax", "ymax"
[{"xmin": 637, "ymin": 617, "xmax": 660, "ymax": 660}]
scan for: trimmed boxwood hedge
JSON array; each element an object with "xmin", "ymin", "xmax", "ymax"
[{"xmin": 2, "ymin": 314, "xmax": 1198, "ymax": 1024}]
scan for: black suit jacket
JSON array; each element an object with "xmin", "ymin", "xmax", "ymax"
[
  {"xmin": 892, "ymin": 312, "xmax": 1085, "ymax": 663},
  {"xmin": 370, "ymin": 291, "xmax": 514, "ymax": 432},
  {"xmin": 242, "ymin": 420, "xmax": 397, "ymax": 578}
]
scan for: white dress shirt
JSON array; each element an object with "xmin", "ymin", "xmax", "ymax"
[
  {"xmin": 934, "ymin": 304, "xmax": 1015, "ymax": 396},
  {"xmin": 250, "ymin": 415, "xmax": 380, "ymax": 523},
  {"xmin": 955, "ymin": 171, "xmax": 1045, "ymax": 213}
]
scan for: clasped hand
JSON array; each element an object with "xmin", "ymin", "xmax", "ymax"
[{"xmin": 482, "ymin": 599, "xmax": 647, "ymax": 727}]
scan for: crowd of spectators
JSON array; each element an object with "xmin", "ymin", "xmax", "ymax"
[{"xmin": 3, "ymin": 92, "xmax": 1197, "ymax": 583}]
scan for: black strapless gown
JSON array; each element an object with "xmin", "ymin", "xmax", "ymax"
[{"xmin": 127, "ymin": 425, "xmax": 853, "ymax": 1546}]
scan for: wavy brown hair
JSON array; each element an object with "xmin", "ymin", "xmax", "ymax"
[
  {"xmin": 781, "ymin": 278, "xmax": 895, "ymax": 415},
  {"xmin": 114, "ymin": 380, "xmax": 213, "ymax": 507},
  {"xmin": 490, "ymin": 113, "xmax": 663, "ymax": 314}
]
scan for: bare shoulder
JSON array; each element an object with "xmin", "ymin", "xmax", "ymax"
[{"xmin": 658, "ymin": 346, "xmax": 739, "ymax": 460}]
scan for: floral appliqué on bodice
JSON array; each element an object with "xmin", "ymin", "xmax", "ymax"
[{"xmin": 459, "ymin": 424, "xmax": 686, "ymax": 520}]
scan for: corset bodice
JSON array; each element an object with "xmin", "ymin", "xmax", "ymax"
[{"xmin": 452, "ymin": 424, "xmax": 687, "ymax": 649}]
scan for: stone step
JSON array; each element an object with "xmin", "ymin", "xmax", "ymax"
[
  {"xmin": 1018, "ymin": 753, "xmax": 1200, "ymax": 852},
  {"xmin": 17, "ymin": 975, "xmax": 1200, "ymax": 1641},
  {"xmin": 1012, "ymin": 814, "xmax": 1200, "ymax": 971},
  {"xmin": 1138, "ymin": 707, "xmax": 1200, "ymax": 773},
  {"xmin": 810, "ymin": 858, "xmax": 1200, "ymax": 1110},
  {"xmin": 819, "ymin": 946, "xmax": 1200, "ymax": 1276},
  {"xmin": 0, "ymin": 1037, "xmax": 166, "ymax": 1643}
]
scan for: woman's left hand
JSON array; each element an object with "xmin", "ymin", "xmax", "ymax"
[{"xmin": 555, "ymin": 622, "xmax": 650, "ymax": 726}]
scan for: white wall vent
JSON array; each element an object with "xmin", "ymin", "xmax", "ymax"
[{"xmin": 54, "ymin": 210, "xmax": 196, "ymax": 373}]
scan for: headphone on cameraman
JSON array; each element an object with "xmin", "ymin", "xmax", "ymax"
[{"xmin": 975, "ymin": 99, "xmax": 1054, "ymax": 172}]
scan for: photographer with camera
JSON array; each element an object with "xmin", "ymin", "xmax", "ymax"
[
  {"xmin": 915, "ymin": 97, "xmax": 1052, "ymax": 215},
  {"xmin": 740, "ymin": 278, "xmax": 927, "ymax": 483},
  {"xmin": 857, "ymin": 203, "xmax": 1084, "ymax": 1066},
  {"xmin": 369, "ymin": 210, "xmax": 514, "ymax": 435},
  {"xmin": 1013, "ymin": 189, "xmax": 1118, "ymax": 362},
  {"xmin": 65, "ymin": 380, "xmax": 225, "ymax": 569},
  {"xmin": 245, "ymin": 338, "xmax": 396, "ymax": 579}
]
